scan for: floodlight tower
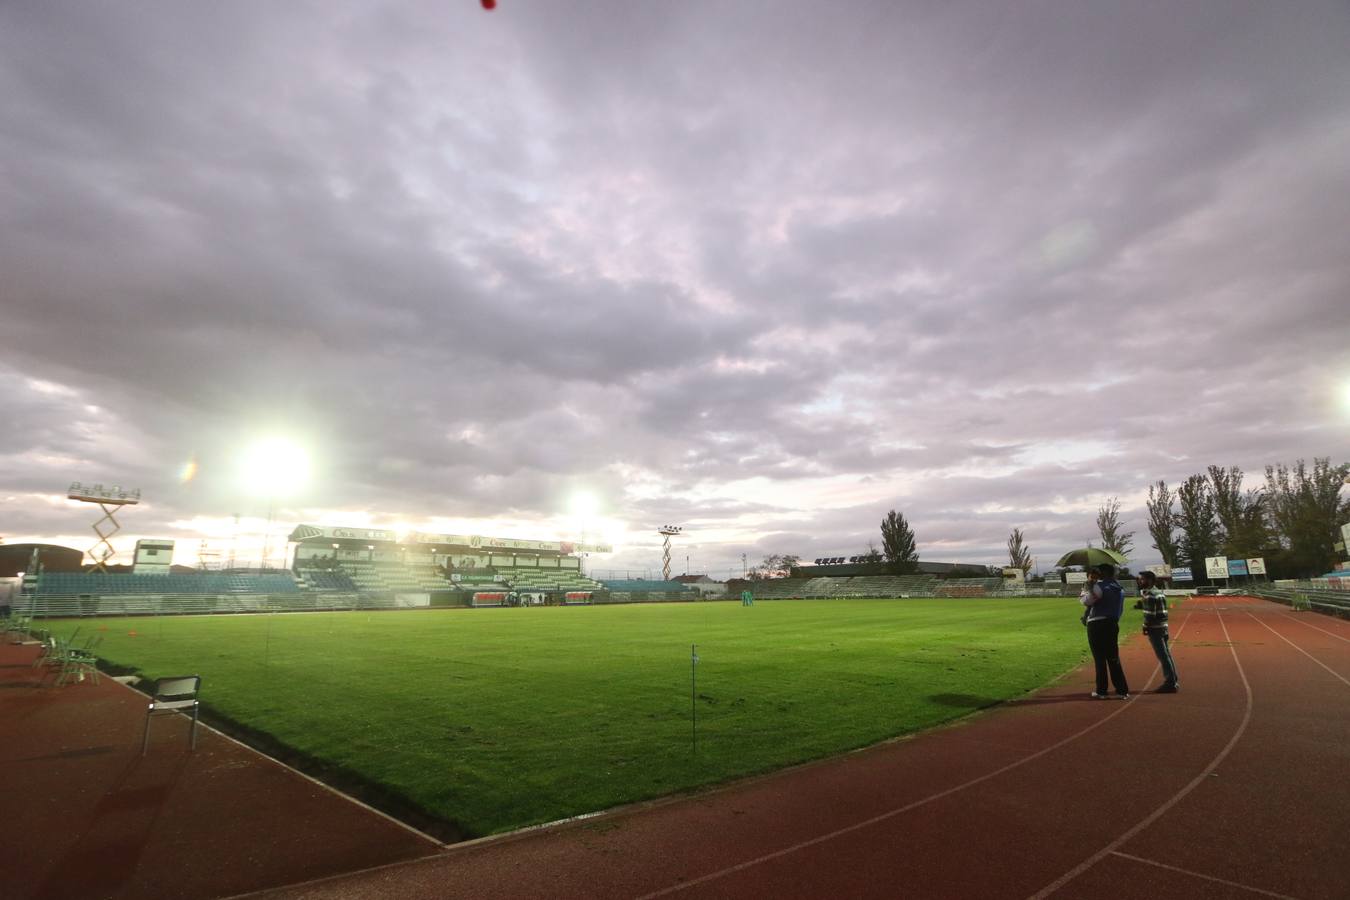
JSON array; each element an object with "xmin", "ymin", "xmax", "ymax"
[
  {"xmin": 658, "ymin": 525, "xmax": 682, "ymax": 581},
  {"xmin": 67, "ymin": 481, "xmax": 141, "ymax": 572}
]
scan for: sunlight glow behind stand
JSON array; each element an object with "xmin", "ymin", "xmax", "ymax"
[{"xmin": 67, "ymin": 481, "xmax": 140, "ymax": 573}]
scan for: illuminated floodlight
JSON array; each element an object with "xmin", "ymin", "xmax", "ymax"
[
  {"xmin": 569, "ymin": 491, "xmax": 601, "ymax": 518},
  {"xmin": 239, "ymin": 438, "xmax": 311, "ymax": 497}
]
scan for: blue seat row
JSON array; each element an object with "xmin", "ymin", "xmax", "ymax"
[{"xmin": 34, "ymin": 573, "xmax": 302, "ymax": 596}]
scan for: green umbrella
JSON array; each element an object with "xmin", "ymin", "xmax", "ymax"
[{"xmin": 1054, "ymin": 547, "xmax": 1129, "ymax": 569}]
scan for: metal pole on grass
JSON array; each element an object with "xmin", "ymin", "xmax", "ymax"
[{"xmin": 691, "ymin": 643, "xmax": 699, "ymax": 754}]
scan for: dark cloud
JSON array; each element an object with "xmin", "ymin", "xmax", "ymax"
[{"xmin": 3, "ymin": 1, "xmax": 1348, "ymax": 575}]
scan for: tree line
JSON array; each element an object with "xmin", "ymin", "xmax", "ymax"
[
  {"xmin": 750, "ymin": 457, "xmax": 1346, "ymax": 584},
  {"xmin": 1001, "ymin": 457, "xmax": 1348, "ymax": 581},
  {"xmin": 1147, "ymin": 458, "xmax": 1348, "ymax": 580}
]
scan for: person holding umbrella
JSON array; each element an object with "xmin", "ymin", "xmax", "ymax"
[{"xmin": 1080, "ymin": 563, "xmax": 1130, "ymax": 699}]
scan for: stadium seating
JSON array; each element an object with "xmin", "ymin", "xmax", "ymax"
[
  {"xmin": 497, "ymin": 566, "xmax": 603, "ymax": 593},
  {"xmin": 598, "ymin": 580, "xmax": 692, "ymax": 594},
  {"xmin": 933, "ymin": 578, "xmax": 1005, "ymax": 597},
  {"xmin": 299, "ymin": 570, "xmax": 359, "ymax": 592},
  {"xmin": 744, "ymin": 576, "xmax": 914, "ymax": 599},
  {"xmin": 34, "ymin": 572, "xmax": 302, "ymax": 597}
]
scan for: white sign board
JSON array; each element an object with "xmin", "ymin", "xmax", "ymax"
[
  {"xmin": 1205, "ymin": 556, "xmax": 1229, "ymax": 579},
  {"xmin": 1147, "ymin": 564, "xmax": 1173, "ymax": 578},
  {"xmin": 1246, "ymin": 557, "xmax": 1266, "ymax": 576},
  {"xmin": 1065, "ymin": 571, "xmax": 1088, "ymax": 584}
]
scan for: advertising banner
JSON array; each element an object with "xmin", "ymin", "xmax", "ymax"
[
  {"xmin": 1172, "ymin": 567, "xmax": 1193, "ymax": 582},
  {"xmin": 1227, "ymin": 559, "xmax": 1248, "ymax": 577},
  {"xmin": 1246, "ymin": 557, "xmax": 1266, "ymax": 576},
  {"xmin": 1147, "ymin": 564, "xmax": 1173, "ymax": 578},
  {"xmin": 1205, "ymin": 557, "xmax": 1229, "ymax": 579}
]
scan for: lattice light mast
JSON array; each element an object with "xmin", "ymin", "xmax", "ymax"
[
  {"xmin": 67, "ymin": 481, "xmax": 141, "ymax": 573},
  {"xmin": 658, "ymin": 525, "xmax": 682, "ymax": 581}
]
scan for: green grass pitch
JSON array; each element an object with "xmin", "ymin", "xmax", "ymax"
[{"xmin": 58, "ymin": 598, "xmax": 1097, "ymax": 837}]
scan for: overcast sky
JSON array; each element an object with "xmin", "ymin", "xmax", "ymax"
[{"xmin": 3, "ymin": 1, "xmax": 1348, "ymax": 577}]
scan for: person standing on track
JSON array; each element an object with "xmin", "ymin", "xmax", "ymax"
[
  {"xmin": 1081, "ymin": 563, "xmax": 1130, "ymax": 699},
  {"xmin": 1134, "ymin": 570, "xmax": 1178, "ymax": 692}
]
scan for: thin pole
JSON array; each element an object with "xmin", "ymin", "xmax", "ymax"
[{"xmin": 691, "ymin": 643, "xmax": 697, "ymax": 755}]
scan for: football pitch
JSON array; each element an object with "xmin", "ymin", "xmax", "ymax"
[{"xmin": 58, "ymin": 598, "xmax": 1094, "ymax": 837}]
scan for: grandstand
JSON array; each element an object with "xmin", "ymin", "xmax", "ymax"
[
  {"xmin": 17, "ymin": 570, "xmax": 322, "ymax": 618},
  {"xmin": 33, "ymin": 572, "xmax": 301, "ymax": 597},
  {"xmin": 748, "ymin": 575, "xmax": 941, "ymax": 600},
  {"xmin": 9, "ymin": 515, "xmax": 1045, "ymax": 617},
  {"xmin": 596, "ymin": 579, "xmax": 693, "ymax": 602},
  {"xmin": 289, "ymin": 524, "xmax": 607, "ymax": 603}
]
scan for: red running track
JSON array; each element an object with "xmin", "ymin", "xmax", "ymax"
[
  {"xmin": 0, "ymin": 639, "xmax": 439, "ymax": 900},
  {"xmin": 4, "ymin": 597, "xmax": 1348, "ymax": 899}
]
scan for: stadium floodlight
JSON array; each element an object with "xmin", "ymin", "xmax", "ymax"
[
  {"xmin": 67, "ymin": 481, "xmax": 140, "ymax": 573},
  {"xmin": 658, "ymin": 525, "xmax": 683, "ymax": 580},
  {"xmin": 238, "ymin": 437, "xmax": 311, "ymax": 498},
  {"xmin": 569, "ymin": 491, "xmax": 601, "ymax": 518}
]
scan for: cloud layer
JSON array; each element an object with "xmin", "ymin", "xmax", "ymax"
[{"xmin": 3, "ymin": 1, "xmax": 1349, "ymax": 576}]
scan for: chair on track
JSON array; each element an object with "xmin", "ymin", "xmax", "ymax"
[
  {"xmin": 142, "ymin": 675, "xmax": 202, "ymax": 755},
  {"xmin": 54, "ymin": 634, "xmax": 103, "ymax": 686}
]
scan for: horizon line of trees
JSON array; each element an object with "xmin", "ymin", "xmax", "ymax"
[
  {"xmin": 750, "ymin": 457, "xmax": 1346, "ymax": 584},
  {"xmin": 1146, "ymin": 458, "xmax": 1348, "ymax": 581}
]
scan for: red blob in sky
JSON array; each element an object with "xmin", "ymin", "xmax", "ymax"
[{"xmin": 481, "ymin": 0, "xmax": 496, "ymax": 9}]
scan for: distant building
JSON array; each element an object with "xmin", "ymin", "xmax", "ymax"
[{"xmin": 0, "ymin": 543, "xmax": 83, "ymax": 576}]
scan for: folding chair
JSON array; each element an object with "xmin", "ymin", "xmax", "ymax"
[
  {"xmin": 2, "ymin": 613, "xmax": 32, "ymax": 642},
  {"xmin": 142, "ymin": 675, "xmax": 202, "ymax": 755},
  {"xmin": 32, "ymin": 630, "xmax": 74, "ymax": 669},
  {"xmin": 55, "ymin": 635, "xmax": 102, "ymax": 686}
]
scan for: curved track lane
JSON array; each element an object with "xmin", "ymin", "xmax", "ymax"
[{"xmin": 235, "ymin": 597, "xmax": 1349, "ymax": 900}]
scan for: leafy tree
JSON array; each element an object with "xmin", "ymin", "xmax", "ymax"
[
  {"xmin": 1146, "ymin": 480, "xmax": 1180, "ymax": 566},
  {"xmin": 1006, "ymin": 527, "xmax": 1032, "ymax": 573},
  {"xmin": 1175, "ymin": 474, "xmax": 1221, "ymax": 582},
  {"xmin": 749, "ymin": 553, "xmax": 799, "ymax": 580},
  {"xmin": 1263, "ymin": 458, "xmax": 1350, "ymax": 577},
  {"xmin": 880, "ymin": 510, "xmax": 919, "ymax": 575},
  {"xmin": 1095, "ymin": 497, "xmax": 1135, "ymax": 557}
]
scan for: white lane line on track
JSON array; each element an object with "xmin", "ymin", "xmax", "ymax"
[
  {"xmin": 1249, "ymin": 614, "xmax": 1350, "ymax": 688},
  {"xmin": 100, "ymin": 675, "xmax": 445, "ymax": 849},
  {"xmin": 1278, "ymin": 612, "xmax": 1350, "ymax": 644},
  {"xmin": 1108, "ymin": 851, "xmax": 1300, "ymax": 899},
  {"xmin": 631, "ymin": 614, "xmax": 1187, "ymax": 900},
  {"xmin": 1027, "ymin": 600, "xmax": 1253, "ymax": 899}
]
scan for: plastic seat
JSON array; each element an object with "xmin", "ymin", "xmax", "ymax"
[{"xmin": 142, "ymin": 675, "xmax": 202, "ymax": 755}]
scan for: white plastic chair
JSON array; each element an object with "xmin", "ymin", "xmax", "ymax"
[{"xmin": 142, "ymin": 675, "xmax": 201, "ymax": 755}]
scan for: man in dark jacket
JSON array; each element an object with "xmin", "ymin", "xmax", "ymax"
[
  {"xmin": 1080, "ymin": 563, "xmax": 1130, "ymax": 699},
  {"xmin": 1134, "ymin": 570, "xmax": 1178, "ymax": 692}
]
